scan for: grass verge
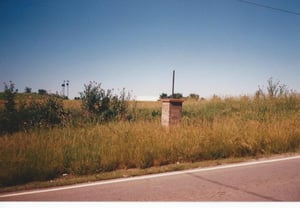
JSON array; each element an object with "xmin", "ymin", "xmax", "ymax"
[
  {"xmin": 1, "ymin": 93, "xmax": 300, "ymax": 190},
  {"xmin": 1, "ymin": 152, "xmax": 299, "ymax": 194}
]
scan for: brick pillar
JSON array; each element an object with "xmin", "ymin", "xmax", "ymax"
[{"xmin": 161, "ymin": 99, "xmax": 184, "ymax": 126}]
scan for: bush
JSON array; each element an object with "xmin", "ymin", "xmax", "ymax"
[
  {"xmin": 3, "ymin": 81, "xmax": 17, "ymax": 112},
  {"xmin": 159, "ymin": 92, "xmax": 183, "ymax": 99},
  {"xmin": 0, "ymin": 82, "xmax": 68, "ymax": 134},
  {"xmin": 80, "ymin": 81, "xmax": 129, "ymax": 122},
  {"xmin": 22, "ymin": 96, "xmax": 68, "ymax": 129},
  {"xmin": 0, "ymin": 82, "xmax": 18, "ymax": 134},
  {"xmin": 38, "ymin": 89, "xmax": 47, "ymax": 95}
]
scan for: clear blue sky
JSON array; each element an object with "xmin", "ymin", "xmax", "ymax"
[{"xmin": 1, "ymin": 0, "xmax": 300, "ymax": 100}]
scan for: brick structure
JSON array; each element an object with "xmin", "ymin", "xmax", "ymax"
[{"xmin": 161, "ymin": 99, "xmax": 184, "ymax": 126}]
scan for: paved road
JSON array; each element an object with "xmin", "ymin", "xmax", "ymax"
[{"xmin": 1, "ymin": 156, "xmax": 300, "ymax": 201}]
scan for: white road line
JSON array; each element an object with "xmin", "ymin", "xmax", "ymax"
[{"xmin": 1, "ymin": 155, "xmax": 300, "ymax": 198}]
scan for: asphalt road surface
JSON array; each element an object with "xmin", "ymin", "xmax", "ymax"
[{"xmin": 1, "ymin": 155, "xmax": 300, "ymax": 201}]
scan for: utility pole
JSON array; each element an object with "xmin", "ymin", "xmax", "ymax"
[{"xmin": 172, "ymin": 70, "xmax": 175, "ymax": 98}]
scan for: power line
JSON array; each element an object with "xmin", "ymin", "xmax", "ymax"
[{"xmin": 238, "ymin": 0, "xmax": 300, "ymax": 16}]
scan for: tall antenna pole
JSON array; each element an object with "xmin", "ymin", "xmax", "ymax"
[
  {"xmin": 172, "ymin": 70, "xmax": 175, "ymax": 98},
  {"xmin": 61, "ymin": 80, "xmax": 65, "ymax": 97},
  {"xmin": 66, "ymin": 80, "xmax": 69, "ymax": 99}
]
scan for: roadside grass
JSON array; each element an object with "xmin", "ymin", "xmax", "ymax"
[
  {"xmin": 0, "ymin": 94, "xmax": 300, "ymax": 189},
  {"xmin": 2, "ymin": 153, "xmax": 299, "ymax": 194}
]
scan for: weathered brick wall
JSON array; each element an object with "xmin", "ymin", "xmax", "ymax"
[
  {"xmin": 161, "ymin": 99, "xmax": 183, "ymax": 126},
  {"xmin": 161, "ymin": 101, "xmax": 170, "ymax": 126}
]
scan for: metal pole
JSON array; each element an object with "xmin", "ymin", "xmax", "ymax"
[
  {"xmin": 66, "ymin": 80, "xmax": 69, "ymax": 99},
  {"xmin": 172, "ymin": 70, "xmax": 175, "ymax": 98},
  {"xmin": 61, "ymin": 80, "xmax": 65, "ymax": 97}
]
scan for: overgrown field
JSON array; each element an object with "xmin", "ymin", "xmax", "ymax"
[{"xmin": 1, "ymin": 93, "xmax": 300, "ymax": 187}]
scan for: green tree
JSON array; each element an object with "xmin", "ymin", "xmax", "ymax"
[
  {"xmin": 3, "ymin": 81, "xmax": 17, "ymax": 112},
  {"xmin": 24, "ymin": 87, "xmax": 32, "ymax": 93},
  {"xmin": 159, "ymin": 92, "xmax": 183, "ymax": 99},
  {"xmin": 171, "ymin": 93, "xmax": 183, "ymax": 99},
  {"xmin": 38, "ymin": 89, "xmax": 47, "ymax": 95},
  {"xmin": 189, "ymin": 93, "xmax": 199, "ymax": 100},
  {"xmin": 159, "ymin": 93, "xmax": 168, "ymax": 99},
  {"xmin": 0, "ymin": 81, "xmax": 19, "ymax": 134}
]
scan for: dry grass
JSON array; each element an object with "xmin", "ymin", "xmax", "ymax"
[
  {"xmin": 1, "ymin": 95, "xmax": 300, "ymax": 187},
  {"xmin": 63, "ymin": 99, "xmax": 81, "ymax": 110}
]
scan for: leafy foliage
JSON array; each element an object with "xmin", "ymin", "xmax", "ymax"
[
  {"xmin": 159, "ymin": 92, "xmax": 183, "ymax": 99},
  {"xmin": 188, "ymin": 93, "xmax": 200, "ymax": 100},
  {"xmin": 159, "ymin": 93, "xmax": 168, "ymax": 99},
  {"xmin": 80, "ymin": 81, "xmax": 129, "ymax": 121},
  {"xmin": 3, "ymin": 81, "xmax": 17, "ymax": 112},
  {"xmin": 24, "ymin": 87, "xmax": 32, "ymax": 93},
  {"xmin": 38, "ymin": 89, "xmax": 47, "ymax": 95},
  {"xmin": 0, "ymin": 82, "xmax": 18, "ymax": 133},
  {"xmin": 0, "ymin": 82, "xmax": 68, "ymax": 135}
]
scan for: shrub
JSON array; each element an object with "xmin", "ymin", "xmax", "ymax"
[
  {"xmin": 38, "ymin": 89, "xmax": 47, "ymax": 95},
  {"xmin": 159, "ymin": 93, "xmax": 168, "ymax": 99},
  {"xmin": 22, "ymin": 96, "xmax": 68, "ymax": 129},
  {"xmin": 24, "ymin": 87, "xmax": 32, "ymax": 93},
  {"xmin": 0, "ymin": 82, "xmax": 68, "ymax": 134},
  {"xmin": 3, "ymin": 81, "xmax": 17, "ymax": 112},
  {"xmin": 188, "ymin": 93, "xmax": 200, "ymax": 100},
  {"xmin": 0, "ymin": 82, "xmax": 19, "ymax": 134},
  {"xmin": 159, "ymin": 92, "xmax": 183, "ymax": 99},
  {"xmin": 80, "ymin": 81, "xmax": 129, "ymax": 122}
]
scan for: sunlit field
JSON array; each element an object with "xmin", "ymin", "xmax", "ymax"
[{"xmin": 1, "ymin": 92, "xmax": 300, "ymax": 187}]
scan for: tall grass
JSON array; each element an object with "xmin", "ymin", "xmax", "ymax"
[{"xmin": 1, "ymin": 95, "xmax": 300, "ymax": 187}]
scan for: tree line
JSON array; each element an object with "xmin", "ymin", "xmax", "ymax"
[{"xmin": 159, "ymin": 92, "xmax": 204, "ymax": 100}]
